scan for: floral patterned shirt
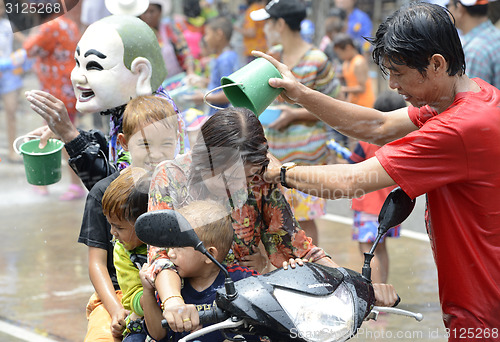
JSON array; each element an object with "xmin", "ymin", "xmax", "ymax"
[
  {"xmin": 146, "ymin": 153, "xmax": 328, "ymax": 280},
  {"xmin": 23, "ymin": 16, "xmax": 79, "ymax": 117}
]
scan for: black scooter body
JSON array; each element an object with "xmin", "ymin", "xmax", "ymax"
[{"xmin": 214, "ymin": 263, "xmax": 375, "ymax": 340}]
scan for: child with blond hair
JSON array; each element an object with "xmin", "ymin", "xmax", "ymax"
[
  {"xmin": 139, "ymin": 200, "xmax": 258, "ymax": 342},
  {"xmin": 78, "ymin": 95, "xmax": 184, "ymax": 341}
]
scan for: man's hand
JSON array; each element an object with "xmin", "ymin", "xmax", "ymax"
[
  {"xmin": 25, "ymin": 90, "xmax": 80, "ymax": 145},
  {"xmin": 373, "ymin": 283, "xmax": 399, "ymax": 307},
  {"xmin": 251, "ymin": 50, "xmax": 308, "ymax": 104},
  {"xmin": 268, "ymin": 106, "xmax": 297, "ymax": 131},
  {"xmin": 263, "ymin": 152, "xmax": 281, "ymax": 184},
  {"xmin": 24, "ymin": 125, "xmax": 57, "ymax": 149}
]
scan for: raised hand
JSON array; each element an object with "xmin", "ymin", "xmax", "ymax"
[
  {"xmin": 25, "ymin": 90, "xmax": 80, "ymax": 146},
  {"xmin": 251, "ymin": 50, "xmax": 308, "ymax": 104}
]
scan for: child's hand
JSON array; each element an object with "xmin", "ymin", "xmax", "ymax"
[
  {"xmin": 184, "ymin": 91, "xmax": 205, "ymax": 106},
  {"xmin": 239, "ymin": 245, "xmax": 269, "ymax": 273},
  {"xmin": 163, "ymin": 300, "xmax": 200, "ymax": 333},
  {"xmin": 268, "ymin": 106, "xmax": 297, "ymax": 131},
  {"xmin": 139, "ymin": 263, "xmax": 155, "ymax": 293},
  {"xmin": 110, "ymin": 308, "xmax": 129, "ymax": 339},
  {"xmin": 184, "ymin": 74, "xmax": 207, "ymax": 88},
  {"xmin": 282, "ymin": 258, "xmax": 306, "ymax": 270}
]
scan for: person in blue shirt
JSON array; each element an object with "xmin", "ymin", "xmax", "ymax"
[
  {"xmin": 334, "ymin": 0, "xmax": 373, "ymax": 55},
  {"xmin": 187, "ymin": 16, "xmax": 240, "ymax": 116}
]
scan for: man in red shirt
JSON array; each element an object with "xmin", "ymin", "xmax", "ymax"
[{"xmin": 255, "ymin": 2, "xmax": 500, "ymax": 341}]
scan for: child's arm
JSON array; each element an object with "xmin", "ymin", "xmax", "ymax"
[
  {"xmin": 155, "ymin": 269, "xmax": 200, "ymax": 333},
  {"xmin": 113, "ymin": 243, "xmax": 145, "ymax": 316},
  {"xmin": 88, "ymin": 247, "xmax": 128, "ymax": 338},
  {"xmin": 139, "ymin": 264, "xmax": 167, "ymax": 340}
]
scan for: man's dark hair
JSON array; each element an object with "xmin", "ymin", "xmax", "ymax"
[
  {"xmin": 369, "ymin": 2, "xmax": 465, "ymax": 77},
  {"xmin": 183, "ymin": 0, "xmax": 202, "ymax": 18}
]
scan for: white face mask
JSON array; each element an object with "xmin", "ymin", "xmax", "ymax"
[
  {"xmin": 71, "ymin": 23, "xmax": 141, "ymax": 114},
  {"xmin": 264, "ymin": 20, "xmax": 281, "ymax": 48}
]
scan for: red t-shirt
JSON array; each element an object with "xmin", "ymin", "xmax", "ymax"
[{"xmin": 376, "ymin": 78, "xmax": 500, "ymax": 339}]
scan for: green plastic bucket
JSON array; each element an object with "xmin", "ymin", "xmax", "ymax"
[
  {"xmin": 205, "ymin": 58, "xmax": 283, "ymax": 116},
  {"xmin": 14, "ymin": 136, "xmax": 65, "ymax": 186}
]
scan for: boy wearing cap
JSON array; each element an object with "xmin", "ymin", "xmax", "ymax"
[
  {"xmin": 251, "ymin": 0, "xmax": 341, "ymax": 244},
  {"xmin": 447, "ymin": 0, "xmax": 500, "ymax": 88}
]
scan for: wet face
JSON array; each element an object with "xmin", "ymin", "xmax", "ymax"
[
  {"xmin": 201, "ymin": 160, "xmax": 261, "ymax": 199},
  {"xmin": 71, "ymin": 23, "xmax": 140, "ymax": 114},
  {"xmin": 384, "ymin": 60, "xmax": 435, "ymax": 108},
  {"xmin": 122, "ymin": 120, "xmax": 178, "ymax": 172},
  {"xmin": 167, "ymin": 246, "xmax": 207, "ymax": 278},
  {"xmin": 108, "ymin": 216, "xmax": 143, "ymax": 251}
]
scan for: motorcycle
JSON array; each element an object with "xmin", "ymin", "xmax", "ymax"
[{"xmin": 135, "ymin": 187, "xmax": 423, "ymax": 342}]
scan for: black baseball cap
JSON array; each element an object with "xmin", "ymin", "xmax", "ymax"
[{"xmin": 250, "ymin": 0, "xmax": 307, "ymax": 21}]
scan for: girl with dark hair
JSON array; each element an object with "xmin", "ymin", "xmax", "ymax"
[{"xmin": 148, "ymin": 107, "xmax": 333, "ymax": 272}]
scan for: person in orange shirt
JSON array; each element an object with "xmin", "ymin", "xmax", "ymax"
[
  {"xmin": 334, "ymin": 32, "xmax": 375, "ymax": 108},
  {"xmin": 235, "ymin": 0, "xmax": 268, "ymax": 63}
]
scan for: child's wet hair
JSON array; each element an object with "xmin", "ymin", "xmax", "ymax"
[
  {"xmin": 102, "ymin": 167, "xmax": 151, "ymax": 223},
  {"xmin": 177, "ymin": 200, "xmax": 234, "ymax": 261},
  {"xmin": 122, "ymin": 95, "xmax": 178, "ymax": 139}
]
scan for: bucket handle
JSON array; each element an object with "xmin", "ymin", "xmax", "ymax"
[
  {"xmin": 203, "ymin": 83, "xmax": 244, "ymax": 111},
  {"xmin": 13, "ymin": 135, "xmax": 42, "ymax": 155}
]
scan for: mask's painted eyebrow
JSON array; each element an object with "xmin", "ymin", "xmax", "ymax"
[
  {"xmin": 76, "ymin": 46, "xmax": 80, "ymax": 56},
  {"xmin": 84, "ymin": 49, "xmax": 107, "ymax": 59}
]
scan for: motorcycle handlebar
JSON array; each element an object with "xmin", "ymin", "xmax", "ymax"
[
  {"xmin": 393, "ymin": 295, "xmax": 401, "ymax": 307},
  {"xmin": 199, "ymin": 307, "xmax": 230, "ymax": 325},
  {"xmin": 161, "ymin": 308, "xmax": 230, "ymax": 330}
]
